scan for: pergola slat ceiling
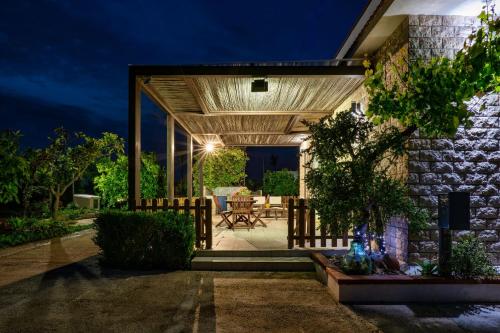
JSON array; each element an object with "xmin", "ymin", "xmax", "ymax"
[
  {"xmin": 146, "ymin": 74, "xmax": 363, "ymax": 146},
  {"xmin": 191, "ymin": 77, "xmax": 361, "ymax": 112}
]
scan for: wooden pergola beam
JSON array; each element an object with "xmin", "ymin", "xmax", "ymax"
[
  {"xmin": 166, "ymin": 115, "xmax": 175, "ymax": 201},
  {"xmin": 284, "ymin": 116, "xmax": 301, "ymax": 134},
  {"xmin": 140, "ymin": 81, "xmax": 204, "ymax": 145},
  {"xmin": 174, "ymin": 111, "xmax": 332, "ymax": 117},
  {"xmin": 187, "ymin": 134, "xmax": 193, "ymax": 200},
  {"xmin": 184, "ymin": 78, "xmax": 211, "ymax": 114},
  {"xmin": 131, "ymin": 64, "xmax": 366, "ymax": 77},
  {"xmin": 128, "ymin": 69, "xmax": 141, "ymax": 209}
]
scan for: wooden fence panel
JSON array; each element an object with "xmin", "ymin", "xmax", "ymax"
[
  {"xmin": 205, "ymin": 199, "xmax": 212, "ymax": 249},
  {"xmin": 195, "ymin": 199, "xmax": 201, "ymax": 248},
  {"xmin": 309, "ymin": 209, "xmax": 315, "ymax": 247},
  {"xmin": 298, "ymin": 199, "xmax": 305, "ymax": 247},
  {"xmin": 287, "ymin": 200, "xmax": 353, "ymax": 249}
]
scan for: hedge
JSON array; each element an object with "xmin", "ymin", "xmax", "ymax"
[
  {"xmin": 93, "ymin": 210, "xmax": 195, "ymax": 270},
  {"xmin": 0, "ymin": 217, "xmax": 92, "ymax": 248}
]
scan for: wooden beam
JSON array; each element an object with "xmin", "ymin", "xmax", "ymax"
[
  {"xmin": 131, "ymin": 64, "xmax": 366, "ymax": 77},
  {"xmin": 166, "ymin": 115, "xmax": 175, "ymax": 201},
  {"xmin": 198, "ymin": 158, "xmax": 204, "ymax": 198},
  {"xmin": 184, "ymin": 78, "xmax": 211, "ymax": 114},
  {"xmin": 187, "ymin": 134, "xmax": 193, "ymax": 201},
  {"xmin": 174, "ymin": 111, "xmax": 333, "ymax": 117},
  {"xmin": 226, "ymin": 144, "xmax": 302, "ymax": 147},
  {"xmin": 128, "ymin": 68, "xmax": 141, "ymax": 209},
  {"xmin": 193, "ymin": 131, "xmax": 309, "ymax": 135},
  {"xmin": 140, "ymin": 81, "xmax": 205, "ymax": 145},
  {"xmin": 284, "ymin": 116, "xmax": 301, "ymax": 134}
]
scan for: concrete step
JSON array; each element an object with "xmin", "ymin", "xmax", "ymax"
[
  {"xmin": 195, "ymin": 249, "xmax": 347, "ymax": 258},
  {"xmin": 191, "ymin": 256, "xmax": 315, "ymax": 271}
]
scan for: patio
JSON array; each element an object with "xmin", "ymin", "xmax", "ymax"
[
  {"xmin": 212, "ymin": 215, "xmax": 351, "ymax": 251},
  {"xmin": 128, "ymin": 62, "xmax": 365, "ymax": 251}
]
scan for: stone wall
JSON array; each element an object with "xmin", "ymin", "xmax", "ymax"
[
  {"xmin": 406, "ymin": 15, "xmax": 500, "ymax": 265},
  {"xmin": 384, "ymin": 217, "xmax": 409, "ymax": 264},
  {"xmin": 332, "ymin": 14, "xmax": 499, "ymax": 265}
]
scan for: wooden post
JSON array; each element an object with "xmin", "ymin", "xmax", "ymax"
[
  {"xmin": 205, "ymin": 199, "xmax": 212, "ymax": 249},
  {"xmin": 128, "ymin": 68, "xmax": 141, "ymax": 210},
  {"xmin": 198, "ymin": 158, "xmax": 204, "ymax": 199},
  {"xmin": 298, "ymin": 199, "xmax": 305, "ymax": 247},
  {"xmin": 287, "ymin": 198, "xmax": 294, "ymax": 249},
  {"xmin": 167, "ymin": 115, "xmax": 175, "ymax": 201},
  {"xmin": 173, "ymin": 198, "xmax": 179, "ymax": 213},
  {"xmin": 320, "ymin": 222, "xmax": 327, "ymax": 247},
  {"xmin": 183, "ymin": 198, "xmax": 190, "ymax": 215},
  {"xmin": 152, "ymin": 198, "xmax": 157, "ymax": 212},
  {"xmin": 342, "ymin": 231, "xmax": 349, "ymax": 247},
  {"xmin": 195, "ymin": 198, "xmax": 201, "ymax": 248},
  {"xmin": 309, "ymin": 208, "xmax": 315, "ymax": 247},
  {"xmin": 141, "ymin": 198, "xmax": 147, "ymax": 211},
  {"xmin": 187, "ymin": 134, "xmax": 193, "ymax": 201}
]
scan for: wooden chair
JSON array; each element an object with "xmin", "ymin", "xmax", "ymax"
[
  {"xmin": 213, "ymin": 195, "xmax": 232, "ymax": 228},
  {"xmin": 230, "ymin": 195, "xmax": 254, "ymax": 230}
]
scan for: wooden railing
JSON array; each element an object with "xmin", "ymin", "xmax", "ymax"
[
  {"xmin": 287, "ymin": 198, "xmax": 351, "ymax": 249},
  {"xmin": 131, "ymin": 198, "xmax": 212, "ymax": 249}
]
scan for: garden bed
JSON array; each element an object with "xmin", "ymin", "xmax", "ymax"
[{"xmin": 311, "ymin": 252, "xmax": 500, "ymax": 304}]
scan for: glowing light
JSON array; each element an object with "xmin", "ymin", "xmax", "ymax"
[{"xmin": 205, "ymin": 143, "xmax": 215, "ymax": 153}]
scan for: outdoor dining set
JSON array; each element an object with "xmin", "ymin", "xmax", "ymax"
[{"xmin": 213, "ymin": 195, "xmax": 287, "ymax": 230}]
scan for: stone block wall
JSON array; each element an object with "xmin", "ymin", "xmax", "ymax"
[
  {"xmin": 384, "ymin": 217, "xmax": 409, "ymax": 264},
  {"xmin": 406, "ymin": 15, "xmax": 500, "ymax": 265}
]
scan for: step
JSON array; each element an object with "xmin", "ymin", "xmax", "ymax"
[
  {"xmin": 191, "ymin": 256, "xmax": 315, "ymax": 271},
  {"xmin": 195, "ymin": 249, "xmax": 347, "ymax": 258}
]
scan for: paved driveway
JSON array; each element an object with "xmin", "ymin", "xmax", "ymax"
[{"xmin": 0, "ymin": 231, "xmax": 378, "ymax": 333}]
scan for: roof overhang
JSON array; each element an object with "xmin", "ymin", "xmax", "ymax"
[
  {"xmin": 335, "ymin": 0, "xmax": 484, "ymax": 58},
  {"xmin": 131, "ymin": 64, "xmax": 365, "ymax": 147}
]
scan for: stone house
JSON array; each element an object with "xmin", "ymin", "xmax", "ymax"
[{"xmin": 332, "ymin": 0, "xmax": 500, "ymax": 264}]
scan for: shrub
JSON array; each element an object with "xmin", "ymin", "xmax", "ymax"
[
  {"xmin": 263, "ymin": 169, "xmax": 298, "ymax": 196},
  {"xmin": 0, "ymin": 217, "xmax": 91, "ymax": 248},
  {"xmin": 94, "ymin": 210, "xmax": 195, "ymax": 270},
  {"xmin": 450, "ymin": 236, "xmax": 496, "ymax": 279}
]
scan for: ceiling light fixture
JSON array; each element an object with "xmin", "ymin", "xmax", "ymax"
[
  {"xmin": 205, "ymin": 142, "xmax": 215, "ymax": 153},
  {"xmin": 251, "ymin": 78, "xmax": 268, "ymax": 92}
]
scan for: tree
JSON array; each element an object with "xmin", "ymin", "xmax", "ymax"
[
  {"xmin": 304, "ymin": 111, "xmax": 428, "ymax": 237},
  {"xmin": 364, "ymin": 5, "xmax": 499, "ymax": 138},
  {"xmin": 305, "ymin": 8, "xmax": 498, "ymax": 240},
  {"xmin": 193, "ymin": 147, "xmax": 248, "ymax": 194},
  {"xmin": 41, "ymin": 128, "xmax": 123, "ymax": 217},
  {"xmin": 94, "ymin": 152, "xmax": 160, "ymax": 208},
  {"xmin": 263, "ymin": 169, "xmax": 298, "ymax": 196},
  {"xmin": 0, "ymin": 130, "xmax": 28, "ymax": 204}
]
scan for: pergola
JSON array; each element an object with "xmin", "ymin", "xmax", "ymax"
[{"xmin": 128, "ymin": 62, "xmax": 365, "ymax": 205}]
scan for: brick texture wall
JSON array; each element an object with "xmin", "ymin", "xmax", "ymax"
[{"xmin": 406, "ymin": 15, "xmax": 500, "ymax": 265}]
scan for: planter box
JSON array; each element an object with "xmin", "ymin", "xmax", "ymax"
[{"xmin": 311, "ymin": 252, "xmax": 500, "ymax": 304}]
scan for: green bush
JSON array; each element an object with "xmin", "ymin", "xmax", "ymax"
[
  {"xmin": 0, "ymin": 217, "xmax": 91, "ymax": 248},
  {"xmin": 263, "ymin": 169, "xmax": 298, "ymax": 196},
  {"xmin": 450, "ymin": 236, "xmax": 496, "ymax": 279},
  {"xmin": 94, "ymin": 210, "xmax": 195, "ymax": 270}
]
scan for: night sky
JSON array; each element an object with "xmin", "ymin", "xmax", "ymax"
[{"xmin": 0, "ymin": 0, "xmax": 367, "ymax": 180}]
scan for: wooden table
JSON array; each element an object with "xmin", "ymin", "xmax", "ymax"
[{"xmin": 226, "ymin": 199, "xmax": 256, "ymax": 229}]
